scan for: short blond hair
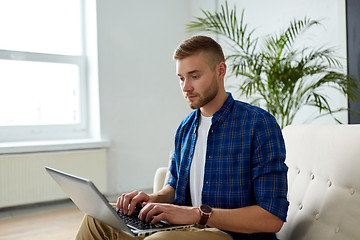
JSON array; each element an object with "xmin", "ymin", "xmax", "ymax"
[{"xmin": 173, "ymin": 35, "xmax": 225, "ymax": 70}]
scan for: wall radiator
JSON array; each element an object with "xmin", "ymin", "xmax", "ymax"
[{"xmin": 0, "ymin": 149, "xmax": 107, "ymax": 208}]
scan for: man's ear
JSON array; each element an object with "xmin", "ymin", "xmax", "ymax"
[{"xmin": 218, "ymin": 62, "xmax": 227, "ymax": 79}]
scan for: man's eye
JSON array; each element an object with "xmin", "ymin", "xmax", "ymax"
[{"xmin": 192, "ymin": 75, "xmax": 199, "ymax": 79}]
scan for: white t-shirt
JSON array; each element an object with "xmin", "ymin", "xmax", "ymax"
[{"xmin": 190, "ymin": 114, "xmax": 212, "ymax": 207}]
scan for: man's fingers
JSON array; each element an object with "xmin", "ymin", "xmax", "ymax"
[
  {"xmin": 116, "ymin": 190, "xmax": 153, "ymax": 216},
  {"xmin": 128, "ymin": 191, "xmax": 149, "ymax": 215},
  {"xmin": 116, "ymin": 196, "xmax": 122, "ymax": 212},
  {"xmin": 139, "ymin": 203, "xmax": 198, "ymax": 225},
  {"xmin": 139, "ymin": 203, "xmax": 165, "ymax": 223},
  {"xmin": 120, "ymin": 190, "xmax": 139, "ymax": 215},
  {"xmin": 138, "ymin": 203, "xmax": 153, "ymax": 221},
  {"xmin": 116, "ymin": 194, "xmax": 127, "ymax": 213},
  {"xmin": 151, "ymin": 213, "xmax": 168, "ymax": 224}
]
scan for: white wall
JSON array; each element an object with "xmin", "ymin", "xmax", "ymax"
[
  {"xmin": 97, "ymin": 0, "xmax": 194, "ymax": 194},
  {"xmin": 95, "ymin": 0, "xmax": 347, "ymax": 195}
]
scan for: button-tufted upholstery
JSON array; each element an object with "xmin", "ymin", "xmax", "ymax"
[
  {"xmin": 153, "ymin": 125, "xmax": 360, "ymax": 239},
  {"xmin": 277, "ymin": 124, "xmax": 360, "ymax": 240}
]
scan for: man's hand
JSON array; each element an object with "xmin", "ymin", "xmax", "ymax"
[
  {"xmin": 138, "ymin": 203, "xmax": 200, "ymax": 225},
  {"xmin": 116, "ymin": 190, "xmax": 155, "ymax": 216},
  {"xmin": 116, "ymin": 185, "xmax": 176, "ymax": 218}
]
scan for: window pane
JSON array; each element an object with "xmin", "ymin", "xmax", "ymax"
[
  {"xmin": 0, "ymin": 60, "xmax": 80, "ymax": 126},
  {"xmin": 0, "ymin": 0, "xmax": 82, "ymax": 55}
]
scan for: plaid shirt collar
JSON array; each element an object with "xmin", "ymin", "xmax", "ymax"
[{"xmin": 194, "ymin": 92, "xmax": 234, "ymax": 127}]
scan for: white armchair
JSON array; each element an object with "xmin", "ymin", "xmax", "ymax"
[
  {"xmin": 277, "ymin": 124, "xmax": 360, "ymax": 240},
  {"xmin": 153, "ymin": 125, "xmax": 360, "ymax": 239},
  {"xmin": 153, "ymin": 167, "xmax": 170, "ymax": 193}
]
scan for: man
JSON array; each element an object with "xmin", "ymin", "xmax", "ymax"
[{"xmin": 76, "ymin": 35, "xmax": 288, "ymax": 240}]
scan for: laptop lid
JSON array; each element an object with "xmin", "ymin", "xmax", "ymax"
[
  {"xmin": 45, "ymin": 166, "xmax": 193, "ymax": 238},
  {"xmin": 45, "ymin": 166, "xmax": 135, "ymax": 238}
]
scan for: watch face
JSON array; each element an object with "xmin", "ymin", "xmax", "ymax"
[{"xmin": 200, "ymin": 205, "xmax": 212, "ymax": 214}]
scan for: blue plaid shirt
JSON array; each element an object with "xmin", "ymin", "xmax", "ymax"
[{"xmin": 168, "ymin": 93, "xmax": 288, "ymax": 240}]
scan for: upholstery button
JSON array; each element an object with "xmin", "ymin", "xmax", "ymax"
[
  {"xmin": 296, "ymin": 168, "xmax": 300, "ymax": 174},
  {"xmin": 328, "ymin": 180, "xmax": 332, "ymax": 187},
  {"xmin": 335, "ymin": 227, "xmax": 340, "ymax": 233},
  {"xmin": 310, "ymin": 174, "xmax": 315, "ymax": 180},
  {"xmin": 315, "ymin": 213, "xmax": 320, "ymax": 220},
  {"xmin": 299, "ymin": 204, "xmax": 303, "ymax": 210},
  {"xmin": 350, "ymin": 188, "xmax": 355, "ymax": 195}
]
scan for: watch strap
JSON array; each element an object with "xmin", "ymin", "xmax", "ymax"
[
  {"xmin": 199, "ymin": 212, "xmax": 210, "ymax": 225},
  {"xmin": 198, "ymin": 205, "xmax": 212, "ymax": 225}
]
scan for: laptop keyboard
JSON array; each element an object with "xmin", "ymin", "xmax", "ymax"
[{"xmin": 115, "ymin": 208, "xmax": 169, "ymax": 230}]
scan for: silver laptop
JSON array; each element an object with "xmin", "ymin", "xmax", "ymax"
[{"xmin": 45, "ymin": 166, "xmax": 193, "ymax": 238}]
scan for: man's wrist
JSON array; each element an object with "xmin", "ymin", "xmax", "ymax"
[
  {"xmin": 194, "ymin": 207, "xmax": 202, "ymax": 224},
  {"xmin": 198, "ymin": 205, "xmax": 213, "ymax": 226},
  {"xmin": 151, "ymin": 185, "xmax": 175, "ymax": 203}
]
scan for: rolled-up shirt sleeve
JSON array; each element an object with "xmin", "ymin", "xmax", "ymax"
[{"xmin": 251, "ymin": 113, "xmax": 289, "ymax": 222}]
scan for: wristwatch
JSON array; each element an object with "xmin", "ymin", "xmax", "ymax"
[{"xmin": 198, "ymin": 204, "xmax": 213, "ymax": 225}]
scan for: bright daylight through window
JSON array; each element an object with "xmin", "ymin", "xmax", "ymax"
[{"xmin": 0, "ymin": 0, "xmax": 89, "ymax": 142}]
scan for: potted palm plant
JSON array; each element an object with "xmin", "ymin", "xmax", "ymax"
[{"xmin": 187, "ymin": 2, "xmax": 357, "ymax": 128}]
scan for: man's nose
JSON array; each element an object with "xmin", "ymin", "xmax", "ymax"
[{"xmin": 182, "ymin": 78, "xmax": 193, "ymax": 92}]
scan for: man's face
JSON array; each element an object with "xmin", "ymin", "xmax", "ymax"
[{"xmin": 176, "ymin": 52, "xmax": 219, "ymax": 110}]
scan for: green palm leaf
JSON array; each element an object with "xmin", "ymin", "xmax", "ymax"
[{"xmin": 187, "ymin": 1, "xmax": 358, "ymax": 128}]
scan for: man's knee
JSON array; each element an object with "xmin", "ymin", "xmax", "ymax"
[
  {"xmin": 76, "ymin": 215, "xmax": 136, "ymax": 240},
  {"xmin": 145, "ymin": 227, "xmax": 232, "ymax": 240},
  {"xmin": 76, "ymin": 215, "xmax": 111, "ymax": 240}
]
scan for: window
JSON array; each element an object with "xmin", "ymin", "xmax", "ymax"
[{"xmin": 0, "ymin": 0, "xmax": 93, "ymax": 142}]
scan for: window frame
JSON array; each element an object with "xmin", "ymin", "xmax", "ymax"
[{"xmin": 0, "ymin": 0, "xmax": 92, "ymax": 143}]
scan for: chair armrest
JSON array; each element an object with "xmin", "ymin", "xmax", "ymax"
[{"xmin": 153, "ymin": 167, "xmax": 169, "ymax": 193}]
